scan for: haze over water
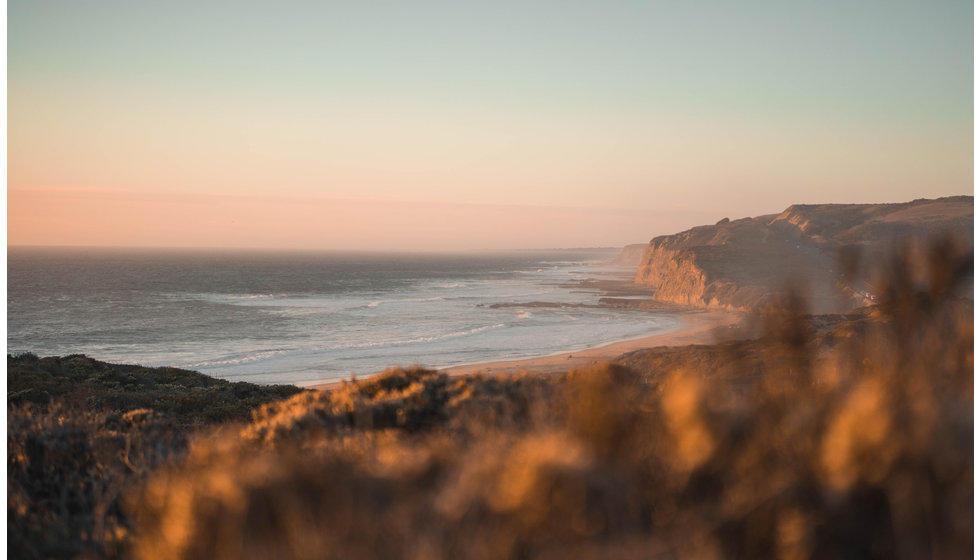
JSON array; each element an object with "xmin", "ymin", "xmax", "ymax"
[{"xmin": 8, "ymin": 248, "xmax": 674, "ymax": 385}]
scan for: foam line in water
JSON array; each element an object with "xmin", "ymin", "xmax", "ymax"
[
  {"xmin": 182, "ymin": 349, "xmax": 286, "ymax": 368},
  {"xmin": 328, "ymin": 323, "xmax": 506, "ymax": 350},
  {"xmin": 363, "ymin": 296, "xmax": 445, "ymax": 308}
]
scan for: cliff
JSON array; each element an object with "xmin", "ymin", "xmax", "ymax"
[
  {"xmin": 613, "ymin": 243, "xmax": 649, "ymax": 266},
  {"xmin": 635, "ymin": 196, "xmax": 973, "ymax": 312}
]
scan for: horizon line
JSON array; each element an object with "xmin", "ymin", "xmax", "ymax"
[{"xmin": 6, "ymin": 244, "xmax": 631, "ymax": 254}]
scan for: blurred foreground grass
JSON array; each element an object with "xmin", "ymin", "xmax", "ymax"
[{"xmin": 9, "ymin": 239, "xmax": 974, "ymax": 559}]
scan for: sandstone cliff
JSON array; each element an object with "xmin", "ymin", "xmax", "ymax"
[{"xmin": 635, "ymin": 196, "xmax": 973, "ymax": 312}]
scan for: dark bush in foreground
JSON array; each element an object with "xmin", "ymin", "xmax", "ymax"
[
  {"xmin": 7, "ymin": 358, "xmax": 304, "ymax": 559},
  {"xmin": 8, "ymin": 403, "xmax": 184, "ymax": 559}
]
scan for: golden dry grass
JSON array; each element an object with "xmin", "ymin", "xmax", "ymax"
[{"xmin": 129, "ymin": 239, "xmax": 972, "ymax": 559}]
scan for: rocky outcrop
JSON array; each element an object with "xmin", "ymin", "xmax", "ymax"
[{"xmin": 635, "ymin": 196, "xmax": 973, "ymax": 312}]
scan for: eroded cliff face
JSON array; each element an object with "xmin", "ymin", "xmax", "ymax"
[
  {"xmin": 635, "ymin": 246, "xmax": 706, "ymax": 306},
  {"xmin": 635, "ymin": 197, "xmax": 973, "ymax": 312}
]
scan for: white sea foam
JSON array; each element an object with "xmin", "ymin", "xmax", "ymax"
[
  {"xmin": 363, "ymin": 296, "xmax": 444, "ymax": 308},
  {"xmin": 328, "ymin": 323, "xmax": 507, "ymax": 350},
  {"xmin": 181, "ymin": 292, "xmax": 298, "ymax": 306},
  {"xmin": 181, "ymin": 349, "xmax": 286, "ymax": 368}
]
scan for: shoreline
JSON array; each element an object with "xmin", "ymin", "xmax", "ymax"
[{"xmin": 307, "ymin": 307, "xmax": 743, "ymax": 391}]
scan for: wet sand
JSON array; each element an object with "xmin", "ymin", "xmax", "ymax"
[{"xmin": 308, "ymin": 307, "xmax": 742, "ymax": 391}]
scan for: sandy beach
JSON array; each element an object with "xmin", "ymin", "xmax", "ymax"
[{"xmin": 309, "ymin": 307, "xmax": 742, "ymax": 391}]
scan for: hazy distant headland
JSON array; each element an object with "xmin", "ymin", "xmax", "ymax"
[{"xmin": 612, "ymin": 243, "xmax": 649, "ymax": 267}]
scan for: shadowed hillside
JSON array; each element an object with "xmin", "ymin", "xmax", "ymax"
[{"xmin": 8, "ymin": 354, "xmax": 302, "ymax": 425}]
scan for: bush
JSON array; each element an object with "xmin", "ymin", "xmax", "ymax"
[
  {"xmin": 8, "ymin": 402, "xmax": 185, "ymax": 559},
  {"xmin": 7, "ymin": 356, "xmax": 303, "ymax": 425},
  {"xmin": 7, "ymin": 358, "xmax": 305, "ymax": 559}
]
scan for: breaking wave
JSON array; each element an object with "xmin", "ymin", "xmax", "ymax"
[{"xmin": 329, "ymin": 323, "xmax": 507, "ymax": 350}]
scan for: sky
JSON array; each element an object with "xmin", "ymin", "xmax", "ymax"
[{"xmin": 7, "ymin": 0, "xmax": 974, "ymax": 251}]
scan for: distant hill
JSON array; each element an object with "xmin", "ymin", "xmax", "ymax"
[
  {"xmin": 634, "ymin": 196, "xmax": 973, "ymax": 312},
  {"xmin": 613, "ymin": 243, "xmax": 648, "ymax": 266}
]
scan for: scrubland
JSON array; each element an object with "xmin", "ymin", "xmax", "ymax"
[
  {"xmin": 7, "ymin": 357, "xmax": 301, "ymax": 558},
  {"xmin": 8, "ymin": 239, "xmax": 973, "ymax": 559}
]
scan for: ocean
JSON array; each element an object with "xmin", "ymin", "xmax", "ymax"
[{"xmin": 7, "ymin": 247, "xmax": 673, "ymax": 386}]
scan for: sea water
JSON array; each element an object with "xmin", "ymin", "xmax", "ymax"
[{"xmin": 7, "ymin": 247, "xmax": 672, "ymax": 386}]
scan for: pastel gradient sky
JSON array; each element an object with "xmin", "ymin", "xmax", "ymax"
[{"xmin": 8, "ymin": 1, "xmax": 973, "ymax": 251}]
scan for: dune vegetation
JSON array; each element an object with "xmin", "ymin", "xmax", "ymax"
[{"xmin": 8, "ymin": 238, "xmax": 973, "ymax": 559}]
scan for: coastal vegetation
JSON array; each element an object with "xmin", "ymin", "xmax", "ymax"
[
  {"xmin": 8, "ymin": 354, "xmax": 302, "ymax": 425},
  {"xmin": 8, "ymin": 234, "xmax": 972, "ymax": 559},
  {"xmin": 8, "ymin": 357, "xmax": 301, "ymax": 558}
]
